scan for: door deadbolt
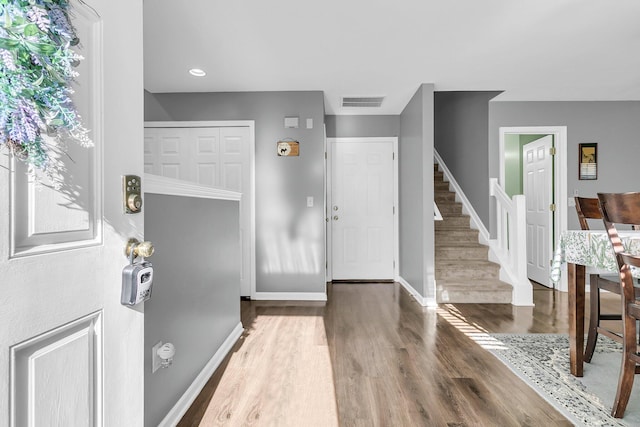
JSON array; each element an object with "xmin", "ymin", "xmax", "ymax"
[
  {"xmin": 333, "ymin": 215, "xmax": 339, "ymax": 221},
  {"xmin": 123, "ymin": 175, "xmax": 142, "ymax": 214},
  {"xmin": 333, "ymin": 206, "xmax": 339, "ymax": 211}
]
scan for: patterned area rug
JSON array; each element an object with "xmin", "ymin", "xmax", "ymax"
[{"xmin": 488, "ymin": 334, "xmax": 640, "ymax": 427}]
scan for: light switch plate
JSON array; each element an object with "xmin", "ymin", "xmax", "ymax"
[
  {"xmin": 307, "ymin": 196, "xmax": 314, "ymax": 207},
  {"xmin": 306, "ymin": 118, "xmax": 313, "ymax": 129}
]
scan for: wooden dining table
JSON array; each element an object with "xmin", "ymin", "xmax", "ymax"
[{"xmin": 550, "ymin": 229, "xmax": 640, "ymax": 376}]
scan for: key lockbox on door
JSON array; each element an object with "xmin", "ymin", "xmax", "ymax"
[
  {"xmin": 122, "ymin": 261, "xmax": 153, "ymax": 305},
  {"xmin": 122, "ymin": 238, "xmax": 155, "ymax": 306}
]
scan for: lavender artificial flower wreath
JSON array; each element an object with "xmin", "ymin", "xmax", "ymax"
[{"xmin": 0, "ymin": 0, "xmax": 90, "ymax": 178}]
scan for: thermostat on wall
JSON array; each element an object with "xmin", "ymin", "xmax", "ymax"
[{"xmin": 284, "ymin": 116, "xmax": 299, "ymax": 128}]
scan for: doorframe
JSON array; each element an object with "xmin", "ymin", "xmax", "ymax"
[
  {"xmin": 498, "ymin": 126, "xmax": 568, "ymax": 292},
  {"xmin": 144, "ymin": 120, "xmax": 256, "ymax": 298},
  {"xmin": 326, "ymin": 137, "xmax": 399, "ymax": 281}
]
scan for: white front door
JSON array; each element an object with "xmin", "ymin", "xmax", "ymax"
[
  {"xmin": 144, "ymin": 124, "xmax": 254, "ymax": 296},
  {"xmin": 523, "ymin": 135, "xmax": 554, "ymax": 286},
  {"xmin": 331, "ymin": 140, "xmax": 395, "ymax": 280},
  {"xmin": 0, "ymin": 0, "xmax": 145, "ymax": 425}
]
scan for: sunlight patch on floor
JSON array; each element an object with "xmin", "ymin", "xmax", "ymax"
[
  {"xmin": 437, "ymin": 305, "xmax": 508, "ymax": 350},
  {"xmin": 199, "ymin": 314, "xmax": 339, "ymax": 426}
]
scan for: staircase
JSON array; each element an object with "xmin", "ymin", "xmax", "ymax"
[{"xmin": 434, "ymin": 164, "xmax": 512, "ymax": 303}]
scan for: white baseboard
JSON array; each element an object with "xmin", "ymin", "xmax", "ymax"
[
  {"xmin": 397, "ymin": 276, "xmax": 437, "ymax": 307},
  {"xmin": 158, "ymin": 322, "xmax": 244, "ymax": 427},
  {"xmin": 252, "ymin": 292, "xmax": 327, "ymax": 301}
]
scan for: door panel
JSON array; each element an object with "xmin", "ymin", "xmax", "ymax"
[
  {"xmin": 331, "ymin": 141, "xmax": 394, "ymax": 280},
  {"xmin": 191, "ymin": 129, "xmax": 219, "ymax": 186},
  {"xmin": 523, "ymin": 135, "xmax": 553, "ymax": 286},
  {"xmin": 12, "ymin": 313, "xmax": 101, "ymax": 426}
]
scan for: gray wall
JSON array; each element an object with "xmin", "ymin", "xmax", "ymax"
[
  {"xmin": 144, "ymin": 194, "xmax": 240, "ymax": 427},
  {"xmin": 489, "ymin": 101, "xmax": 640, "ymax": 230},
  {"xmin": 325, "ymin": 115, "xmax": 400, "ymax": 137},
  {"xmin": 145, "ymin": 91, "xmax": 326, "ymax": 294},
  {"xmin": 434, "ymin": 91, "xmax": 502, "ymax": 229},
  {"xmin": 399, "ymin": 84, "xmax": 435, "ymax": 302}
]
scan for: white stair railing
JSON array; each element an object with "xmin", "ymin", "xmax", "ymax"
[{"xmin": 489, "ymin": 178, "xmax": 532, "ymax": 306}]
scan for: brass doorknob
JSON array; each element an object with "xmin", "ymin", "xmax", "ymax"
[{"xmin": 125, "ymin": 238, "xmax": 154, "ymax": 259}]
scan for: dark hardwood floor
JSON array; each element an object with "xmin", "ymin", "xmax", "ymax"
[{"xmin": 178, "ymin": 282, "xmax": 617, "ymax": 426}]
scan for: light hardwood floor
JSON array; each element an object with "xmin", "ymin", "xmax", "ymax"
[{"xmin": 178, "ymin": 282, "xmax": 619, "ymax": 426}]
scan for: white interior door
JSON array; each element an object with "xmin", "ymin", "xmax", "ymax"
[
  {"xmin": 219, "ymin": 127, "xmax": 252, "ymax": 297},
  {"xmin": 0, "ymin": 0, "xmax": 144, "ymax": 425},
  {"xmin": 523, "ymin": 135, "xmax": 554, "ymax": 286},
  {"xmin": 145, "ymin": 125, "xmax": 253, "ymax": 296},
  {"xmin": 331, "ymin": 141, "xmax": 395, "ymax": 280}
]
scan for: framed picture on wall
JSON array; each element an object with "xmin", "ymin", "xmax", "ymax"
[{"xmin": 579, "ymin": 143, "xmax": 597, "ymax": 180}]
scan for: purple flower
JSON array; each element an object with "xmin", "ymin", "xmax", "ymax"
[
  {"xmin": 0, "ymin": 49, "xmax": 16, "ymax": 71},
  {"xmin": 27, "ymin": 6, "xmax": 50, "ymax": 32},
  {"xmin": 48, "ymin": 5, "xmax": 73, "ymax": 40}
]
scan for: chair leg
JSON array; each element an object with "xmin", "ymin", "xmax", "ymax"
[
  {"xmin": 612, "ymin": 314, "xmax": 638, "ymax": 418},
  {"xmin": 584, "ymin": 275, "xmax": 600, "ymax": 362}
]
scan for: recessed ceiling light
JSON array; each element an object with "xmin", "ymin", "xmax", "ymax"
[{"xmin": 189, "ymin": 68, "xmax": 206, "ymax": 77}]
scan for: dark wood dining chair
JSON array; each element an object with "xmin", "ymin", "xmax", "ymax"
[
  {"xmin": 597, "ymin": 192, "xmax": 640, "ymax": 418},
  {"xmin": 575, "ymin": 197, "xmax": 632, "ymax": 362}
]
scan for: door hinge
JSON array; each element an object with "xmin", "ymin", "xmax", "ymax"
[
  {"xmin": 393, "ymin": 260, "xmax": 396, "ymax": 269},
  {"xmin": 550, "ymin": 203, "xmax": 556, "ymax": 212},
  {"xmin": 393, "ymin": 152, "xmax": 395, "ymax": 160},
  {"xmin": 549, "ymin": 147, "xmax": 556, "ymax": 156},
  {"xmin": 393, "ymin": 206, "xmax": 395, "ymax": 215},
  {"xmin": 325, "ymin": 152, "xmax": 327, "ymax": 159}
]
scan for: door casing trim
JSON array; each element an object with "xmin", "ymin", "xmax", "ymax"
[
  {"xmin": 326, "ymin": 137, "xmax": 399, "ymax": 282},
  {"xmin": 144, "ymin": 120, "xmax": 256, "ymax": 298},
  {"xmin": 498, "ymin": 126, "xmax": 568, "ymax": 292}
]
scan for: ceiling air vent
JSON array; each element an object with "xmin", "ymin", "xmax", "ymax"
[{"xmin": 341, "ymin": 96, "xmax": 385, "ymax": 108}]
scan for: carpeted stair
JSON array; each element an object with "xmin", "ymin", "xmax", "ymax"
[{"xmin": 434, "ymin": 164, "xmax": 512, "ymax": 303}]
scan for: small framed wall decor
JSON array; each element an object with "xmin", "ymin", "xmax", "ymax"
[
  {"xmin": 579, "ymin": 143, "xmax": 597, "ymax": 180},
  {"xmin": 277, "ymin": 140, "xmax": 299, "ymax": 157}
]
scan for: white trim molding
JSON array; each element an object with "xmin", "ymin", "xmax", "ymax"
[
  {"xmin": 398, "ymin": 277, "xmax": 437, "ymax": 308},
  {"xmin": 252, "ymin": 292, "xmax": 328, "ymax": 302},
  {"xmin": 144, "ymin": 120, "xmax": 254, "ymax": 129},
  {"xmin": 158, "ymin": 322, "xmax": 244, "ymax": 427},
  {"xmin": 144, "ymin": 174, "xmax": 241, "ymax": 201}
]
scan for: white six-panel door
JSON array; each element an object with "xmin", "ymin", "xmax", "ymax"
[
  {"xmin": 0, "ymin": 1, "xmax": 145, "ymax": 425},
  {"xmin": 331, "ymin": 140, "xmax": 395, "ymax": 280},
  {"xmin": 144, "ymin": 125, "xmax": 253, "ymax": 296},
  {"xmin": 523, "ymin": 135, "xmax": 554, "ymax": 286}
]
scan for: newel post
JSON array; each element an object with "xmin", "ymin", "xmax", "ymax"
[{"xmin": 512, "ymin": 195, "xmax": 533, "ymax": 306}]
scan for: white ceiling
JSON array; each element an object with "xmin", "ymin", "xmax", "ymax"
[{"xmin": 143, "ymin": 0, "xmax": 640, "ymax": 115}]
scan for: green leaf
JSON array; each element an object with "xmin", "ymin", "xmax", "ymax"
[
  {"xmin": 23, "ymin": 23, "xmax": 39, "ymax": 38},
  {"xmin": 3, "ymin": 6, "xmax": 11, "ymax": 27},
  {"xmin": 0, "ymin": 37, "xmax": 19, "ymax": 50}
]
